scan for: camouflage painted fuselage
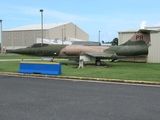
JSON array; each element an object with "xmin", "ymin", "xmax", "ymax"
[
  {"xmin": 8, "ymin": 40, "xmax": 148, "ymax": 59},
  {"xmin": 7, "ymin": 30, "xmax": 152, "ymax": 61}
]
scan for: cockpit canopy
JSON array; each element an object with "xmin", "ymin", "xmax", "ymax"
[{"xmin": 27, "ymin": 43, "xmax": 49, "ymax": 48}]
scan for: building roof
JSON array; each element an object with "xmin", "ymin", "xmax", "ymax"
[
  {"xmin": 145, "ymin": 26, "xmax": 160, "ymax": 30},
  {"xmin": 119, "ymin": 25, "xmax": 160, "ymax": 33},
  {"xmin": 4, "ymin": 22, "xmax": 71, "ymax": 31},
  {"xmin": 118, "ymin": 29, "xmax": 139, "ymax": 33}
]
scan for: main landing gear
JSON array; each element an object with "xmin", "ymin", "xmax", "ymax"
[
  {"xmin": 95, "ymin": 60, "xmax": 101, "ymax": 66},
  {"xmin": 95, "ymin": 60, "xmax": 108, "ymax": 67}
]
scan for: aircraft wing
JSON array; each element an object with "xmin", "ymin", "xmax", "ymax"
[{"xmin": 83, "ymin": 52, "xmax": 114, "ymax": 58}]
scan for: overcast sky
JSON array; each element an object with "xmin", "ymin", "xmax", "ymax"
[{"xmin": 1, "ymin": 0, "xmax": 160, "ymax": 42}]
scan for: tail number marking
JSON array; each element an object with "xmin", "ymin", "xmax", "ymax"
[{"xmin": 136, "ymin": 35, "xmax": 143, "ymax": 40}]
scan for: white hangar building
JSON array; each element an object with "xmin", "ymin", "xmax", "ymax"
[
  {"xmin": 118, "ymin": 26, "xmax": 160, "ymax": 63},
  {"xmin": 2, "ymin": 22, "xmax": 89, "ymax": 50}
]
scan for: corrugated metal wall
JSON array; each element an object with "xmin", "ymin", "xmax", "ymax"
[
  {"xmin": 147, "ymin": 32, "xmax": 160, "ymax": 63},
  {"xmin": 118, "ymin": 32, "xmax": 134, "ymax": 45},
  {"xmin": 2, "ymin": 30, "xmax": 45, "ymax": 49},
  {"xmin": 49, "ymin": 23, "xmax": 89, "ymax": 40}
]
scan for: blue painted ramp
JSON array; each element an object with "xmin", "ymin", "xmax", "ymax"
[{"xmin": 19, "ymin": 62, "xmax": 62, "ymax": 75}]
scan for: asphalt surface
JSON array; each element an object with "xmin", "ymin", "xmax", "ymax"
[{"xmin": 0, "ymin": 75, "xmax": 160, "ymax": 120}]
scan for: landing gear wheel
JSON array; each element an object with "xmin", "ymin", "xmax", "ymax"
[
  {"xmin": 50, "ymin": 58, "xmax": 54, "ymax": 62},
  {"xmin": 95, "ymin": 60, "xmax": 101, "ymax": 66}
]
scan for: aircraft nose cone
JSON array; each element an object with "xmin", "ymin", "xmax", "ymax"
[
  {"xmin": 6, "ymin": 50, "xmax": 16, "ymax": 53},
  {"xmin": 6, "ymin": 49, "xmax": 23, "ymax": 54}
]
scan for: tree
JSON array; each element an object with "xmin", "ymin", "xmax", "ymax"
[{"xmin": 111, "ymin": 38, "xmax": 118, "ymax": 46}]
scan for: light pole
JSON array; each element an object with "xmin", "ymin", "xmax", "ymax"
[
  {"xmin": 98, "ymin": 30, "xmax": 100, "ymax": 43},
  {"xmin": 40, "ymin": 9, "xmax": 43, "ymax": 46}
]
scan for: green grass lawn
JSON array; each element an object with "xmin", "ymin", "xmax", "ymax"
[
  {"xmin": 0, "ymin": 54, "xmax": 40, "ymax": 59},
  {"xmin": 62, "ymin": 61, "xmax": 160, "ymax": 82},
  {"xmin": 0, "ymin": 56, "xmax": 160, "ymax": 82}
]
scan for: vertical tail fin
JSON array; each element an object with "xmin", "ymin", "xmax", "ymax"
[{"xmin": 121, "ymin": 29, "xmax": 157, "ymax": 46}]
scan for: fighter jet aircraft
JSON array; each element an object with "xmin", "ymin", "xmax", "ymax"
[{"xmin": 7, "ymin": 29, "xmax": 155, "ymax": 66}]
